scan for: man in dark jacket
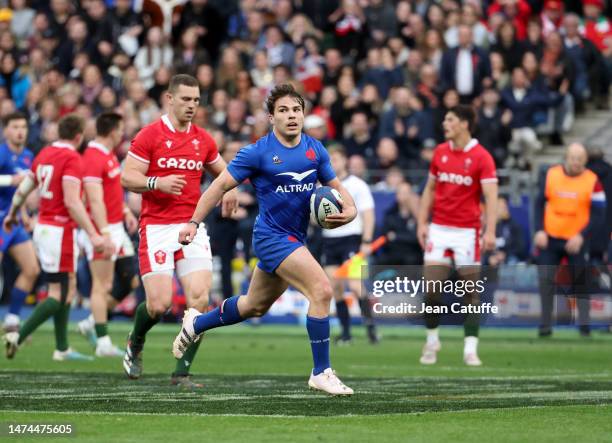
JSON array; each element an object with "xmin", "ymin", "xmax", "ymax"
[
  {"xmin": 439, "ymin": 25, "xmax": 491, "ymax": 103},
  {"xmin": 377, "ymin": 181, "xmax": 422, "ymax": 266}
]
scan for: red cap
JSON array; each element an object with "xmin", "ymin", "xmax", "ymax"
[
  {"xmin": 544, "ymin": 0, "xmax": 564, "ymax": 10},
  {"xmin": 583, "ymin": 0, "xmax": 604, "ymax": 8}
]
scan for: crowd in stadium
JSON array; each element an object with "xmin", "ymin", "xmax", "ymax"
[{"xmin": 0, "ymin": 0, "xmax": 610, "ymax": 328}]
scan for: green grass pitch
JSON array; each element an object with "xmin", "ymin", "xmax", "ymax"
[{"xmin": 1, "ymin": 322, "xmax": 612, "ymax": 442}]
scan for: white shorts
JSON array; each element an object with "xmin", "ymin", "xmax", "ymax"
[
  {"xmin": 138, "ymin": 223, "xmax": 212, "ymax": 278},
  {"xmin": 33, "ymin": 223, "xmax": 78, "ymax": 273},
  {"xmin": 79, "ymin": 222, "xmax": 135, "ymax": 261},
  {"xmin": 424, "ymin": 223, "xmax": 480, "ymax": 266}
]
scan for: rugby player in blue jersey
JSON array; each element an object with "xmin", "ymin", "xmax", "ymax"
[
  {"xmin": 0, "ymin": 113, "xmax": 39, "ymax": 332},
  {"xmin": 174, "ymin": 84, "xmax": 357, "ymax": 395}
]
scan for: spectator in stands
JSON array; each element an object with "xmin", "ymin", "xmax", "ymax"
[
  {"xmin": 329, "ymin": 0, "xmax": 367, "ymax": 62},
  {"xmin": 540, "ymin": 31, "xmax": 575, "ymax": 145},
  {"xmin": 524, "ymin": 18, "xmax": 544, "ymax": 57},
  {"xmin": 416, "ymin": 63, "xmax": 442, "ymax": 111},
  {"xmin": 9, "ymin": 0, "xmax": 34, "ymax": 43},
  {"xmin": 487, "ymin": 0, "xmax": 532, "ymax": 40},
  {"xmin": 343, "ymin": 110, "xmax": 377, "ymax": 160},
  {"xmin": 56, "ymin": 17, "xmax": 95, "ymax": 76},
  {"xmin": 379, "ymin": 87, "xmax": 433, "ymax": 160},
  {"xmin": 377, "ymin": 181, "xmax": 422, "ymax": 266},
  {"xmin": 540, "ymin": 0, "xmax": 564, "ymax": 37},
  {"xmin": 257, "ymin": 24, "xmax": 295, "ymax": 69},
  {"xmin": 0, "ymin": 52, "xmax": 30, "ymax": 109},
  {"xmin": 432, "ymin": 88, "xmax": 459, "ymax": 143},
  {"xmin": 491, "ymin": 21, "xmax": 525, "ymax": 72},
  {"xmin": 348, "ymin": 154, "xmax": 368, "ymax": 181},
  {"xmin": 420, "ymin": 28, "xmax": 446, "ymax": 72},
  {"xmin": 476, "ymin": 87, "xmax": 512, "ymax": 168},
  {"xmin": 490, "ymin": 51, "xmax": 511, "ymax": 90},
  {"xmin": 109, "ymin": 0, "xmax": 143, "ymax": 57},
  {"xmin": 173, "ymin": 0, "xmax": 224, "ymax": 62},
  {"xmin": 501, "ymin": 67, "xmax": 549, "ymax": 169},
  {"xmin": 582, "ymin": 0, "xmax": 612, "ymax": 70},
  {"xmin": 303, "ymin": 114, "xmax": 328, "ymax": 144},
  {"xmin": 440, "ymin": 24, "xmax": 492, "ymax": 103},
  {"xmin": 563, "ymin": 13, "xmax": 610, "ymax": 111},
  {"xmin": 174, "ymin": 26, "xmax": 210, "ymax": 77},
  {"xmin": 362, "ymin": 47, "xmax": 403, "ymax": 101},
  {"xmin": 368, "ymin": 137, "xmax": 408, "ymax": 183},
  {"xmin": 534, "ymin": 143, "xmax": 606, "ymax": 337},
  {"xmin": 134, "ymin": 27, "xmax": 173, "ymax": 90},
  {"xmin": 483, "ymin": 195, "xmax": 526, "ymax": 267},
  {"xmin": 364, "ymin": 0, "xmax": 396, "ymax": 45}
]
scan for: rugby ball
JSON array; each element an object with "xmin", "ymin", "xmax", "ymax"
[{"xmin": 310, "ymin": 186, "xmax": 343, "ymax": 229}]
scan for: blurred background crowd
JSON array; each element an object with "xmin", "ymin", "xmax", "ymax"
[{"xmin": 0, "ymin": 0, "xmax": 610, "ymax": 321}]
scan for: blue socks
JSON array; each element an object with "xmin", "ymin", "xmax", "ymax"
[
  {"xmin": 306, "ymin": 316, "xmax": 330, "ymax": 375},
  {"xmin": 8, "ymin": 287, "xmax": 28, "ymax": 316},
  {"xmin": 194, "ymin": 295, "xmax": 244, "ymax": 334}
]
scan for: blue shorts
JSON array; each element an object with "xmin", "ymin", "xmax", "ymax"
[
  {"xmin": 0, "ymin": 223, "xmax": 30, "ymax": 253},
  {"xmin": 252, "ymin": 232, "xmax": 303, "ymax": 274}
]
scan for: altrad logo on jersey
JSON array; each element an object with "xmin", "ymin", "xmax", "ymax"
[{"xmin": 274, "ymin": 169, "xmax": 316, "ymax": 192}]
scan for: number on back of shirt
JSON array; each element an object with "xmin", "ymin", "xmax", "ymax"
[{"xmin": 36, "ymin": 164, "xmax": 54, "ymax": 199}]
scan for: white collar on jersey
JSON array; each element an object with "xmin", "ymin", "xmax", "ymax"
[
  {"xmin": 52, "ymin": 141, "xmax": 76, "ymax": 150},
  {"xmin": 449, "ymin": 138, "xmax": 478, "ymax": 152},
  {"xmin": 161, "ymin": 114, "xmax": 191, "ymax": 134},
  {"xmin": 88, "ymin": 141, "xmax": 110, "ymax": 154}
]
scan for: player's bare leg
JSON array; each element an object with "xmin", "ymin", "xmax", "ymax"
[
  {"xmin": 457, "ymin": 265, "xmax": 483, "ymax": 366},
  {"xmin": 276, "ymin": 247, "xmax": 353, "ymax": 395},
  {"xmin": 4, "ymin": 241, "xmax": 40, "ymax": 332},
  {"xmin": 172, "ymin": 266, "xmax": 212, "ymax": 388},
  {"xmin": 420, "ymin": 262, "xmax": 452, "ymax": 365},
  {"xmin": 6, "ymin": 273, "xmax": 92, "ymax": 361},
  {"xmin": 124, "ymin": 273, "xmax": 172, "ymax": 379},
  {"xmin": 88, "ymin": 259, "xmax": 123, "ymax": 356},
  {"xmin": 174, "ymin": 266, "xmax": 287, "ymax": 360},
  {"xmin": 325, "ymin": 265, "xmax": 352, "ymax": 344}
]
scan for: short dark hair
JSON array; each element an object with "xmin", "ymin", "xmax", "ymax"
[
  {"xmin": 168, "ymin": 74, "xmax": 199, "ymax": 93},
  {"xmin": 266, "ymin": 83, "xmax": 305, "ymax": 114},
  {"xmin": 58, "ymin": 114, "xmax": 85, "ymax": 140},
  {"xmin": 327, "ymin": 144, "xmax": 347, "ymax": 158},
  {"xmin": 96, "ymin": 112, "xmax": 123, "ymax": 137},
  {"xmin": 2, "ymin": 112, "xmax": 28, "ymax": 127},
  {"xmin": 447, "ymin": 105, "xmax": 476, "ymax": 133}
]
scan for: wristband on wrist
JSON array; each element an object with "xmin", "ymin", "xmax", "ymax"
[
  {"xmin": 100, "ymin": 226, "xmax": 111, "ymax": 234},
  {"xmin": 146, "ymin": 176, "xmax": 158, "ymax": 191},
  {"xmin": 189, "ymin": 220, "xmax": 200, "ymax": 228}
]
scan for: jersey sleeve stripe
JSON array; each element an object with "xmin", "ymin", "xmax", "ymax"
[
  {"xmin": 206, "ymin": 153, "xmax": 221, "ymax": 165},
  {"xmin": 62, "ymin": 175, "xmax": 81, "ymax": 183},
  {"xmin": 83, "ymin": 176, "xmax": 103, "ymax": 183},
  {"xmin": 127, "ymin": 151, "xmax": 150, "ymax": 164},
  {"xmin": 592, "ymin": 191, "xmax": 606, "ymax": 202},
  {"xmin": 480, "ymin": 178, "xmax": 498, "ymax": 183}
]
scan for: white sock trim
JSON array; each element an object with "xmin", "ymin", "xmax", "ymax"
[
  {"xmin": 426, "ymin": 328, "xmax": 440, "ymax": 345},
  {"xmin": 464, "ymin": 336, "xmax": 478, "ymax": 355}
]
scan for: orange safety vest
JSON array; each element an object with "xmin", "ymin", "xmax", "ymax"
[{"xmin": 543, "ymin": 165, "xmax": 598, "ymax": 240}]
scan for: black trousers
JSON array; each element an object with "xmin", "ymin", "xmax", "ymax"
[{"xmin": 537, "ymin": 237, "xmax": 590, "ymax": 329}]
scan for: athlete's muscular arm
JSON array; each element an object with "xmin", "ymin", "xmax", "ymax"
[
  {"xmin": 84, "ymin": 182, "xmax": 109, "ymax": 233},
  {"xmin": 121, "ymin": 155, "xmax": 186, "ymax": 195},
  {"xmin": 417, "ymin": 176, "xmax": 436, "ymax": 250},
  {"xmin": 205, "ymin": 157, "xmax": 238, "ymax": 217},
  {"xmin": 3, "ymin": 173, "xmax": 36, "ymax": 231},
  {"xmin": 63, "ymin": 179, "xmax": 109, "ymax": 254},
  {"xmin": 323, "ymin": 177, "xmax": 358, "ymax": 228},
  {"xmin": 360, "ymin": 208, "xmax": 376, "ymax": 255},
  {"xmin": 178, "ymin": 169, "xmax": 239, "ymax": 244},
  {"xmin": 481, "ymin": 182, "xmax": 498, "ymax": 252}
]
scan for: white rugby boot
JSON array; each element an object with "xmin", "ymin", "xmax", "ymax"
[
  {"xmin": 172, "ymin": 308, "xmax": 202, "ymax": 359},
  {"xmin": 308, "ymin": 368, "xmax": 354, "ymax": 396}
]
